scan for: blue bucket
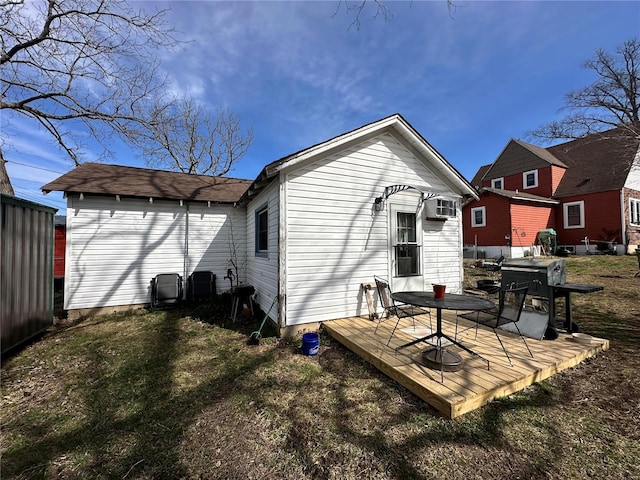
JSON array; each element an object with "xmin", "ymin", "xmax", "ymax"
[{"xmin": 301, "ymin": 332, "xmax": 320, "ymax": 356}]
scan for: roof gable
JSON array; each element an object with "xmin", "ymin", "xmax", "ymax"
[
  {"xmin": 41, "ymin": 163, "xmax": 252, "ymax": 203},
  {"xmin": 483, "ymin": 139, "xmax": 565, "ymax": 182},
  {"xmin": 243, "ymin": 114, "xmax": 478, "ymax": 202}
]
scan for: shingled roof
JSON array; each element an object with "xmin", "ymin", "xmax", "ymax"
[
  {"xmin": 470, "ymin": 124, "xmax": 640, "ymax": 198},
  {"xmin": 516, "ymin": 139, "xmax": 568, "ymax": 168},
  {"xmin": 481, "ymin": 187, "xmax": 559, "ymax": 204},
  {"xmin": 42, "ymin": 163, "xmax": 252, "ymax": 203},
  {"xmin": 549, "ymin": 125, "xmax": 640, "ymax": 198},
  {"xmin": 470, "ymin": 164, "xmax": 491, "ymax": 188}
]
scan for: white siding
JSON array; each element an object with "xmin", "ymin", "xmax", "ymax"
[
  {"xmin": 283, "ymin": 133, "xmax": 462, "ymax": 325},
  {"xmin": 186, "ymin": 203, "xmax": 246, "ymax": 293},
  {"xmin": 624, "ymin": 148, "xmax": 640, "ymax": 189},
  {"xmin": 423, "ymin": 214, "xmax": 463, "ymax": 292},
  {"xmin": 65, "ymin": 195, "xmax": 244, "ymax": 310},
  {"xmin": 245, "ymin": 181, "xmax": 280, "ymax": 317}
]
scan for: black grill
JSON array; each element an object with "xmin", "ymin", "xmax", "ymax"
[{"xmin": 501, "ymin": 258, "xmax": 566, "ymax": 299}]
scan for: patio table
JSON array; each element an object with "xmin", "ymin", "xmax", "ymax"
[{"xmin": 391, "ymin": 291, "xmax": 494, "ymax": 374}]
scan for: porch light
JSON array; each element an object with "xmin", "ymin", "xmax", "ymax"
[{"xmin": 374, "ymin": 196, "xmax": 385, "ymax": 212}]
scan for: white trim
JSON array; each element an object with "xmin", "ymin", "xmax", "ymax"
[
  {"xmin": 268, "ymin": 115, "xmax": 479, "ymax": 201},
  {"xmin": 563, "ymin": 200, "xmax": 585, "ymax": 229},
  {"xmin": 491, "ymin": 177, "xmax": 504, "ymax": 189},
  {"xmin": 630, "ymin": 197, "xmax": 640, "ymax": 226},
  {"xmin": 471, "ymin": 206, "xmax": 486, "ymax": 227},
  {"xmin": 522, "ymin": 169, "xmax": 538, "ymax": 189},
  {"xmin": 389, "ymin": 201, "xmax": 424, "ymax": 292}
]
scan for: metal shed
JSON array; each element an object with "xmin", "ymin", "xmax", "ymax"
[{"xmin": 1, "ymin": 194, "xmax": 56, "ymax": 355}]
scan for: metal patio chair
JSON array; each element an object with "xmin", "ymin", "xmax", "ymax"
[
  {"xmin": 373, "ymin": 276, "xmax": 432, "ymax": 346},
  {"xmin": 465, "ymin": 285, "xmax": 533, "ymax": 366}
]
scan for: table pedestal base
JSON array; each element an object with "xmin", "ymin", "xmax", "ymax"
[{"xmin": 421, "ymin": 348, "xmax": 464, "ymax": 372}]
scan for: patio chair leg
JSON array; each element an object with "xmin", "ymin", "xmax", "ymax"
[
  {"xmin": 493, "ymin": 331, "xmax": 513, "ymax": 366},
  {"xmin": 514, "ymin": 323, "xmax": 534, "ymax": 358},
  {"xmin": 385, "ymin": 319, "xmax": 402, "ymax": 346},
  {"xmin": 374, "ymin": 310, "xmax": 390, "ymax": 335}
]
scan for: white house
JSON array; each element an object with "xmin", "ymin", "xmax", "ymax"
[{"xmin": 43, "ymin": 114, "xmax": 479, "ymax": 334}]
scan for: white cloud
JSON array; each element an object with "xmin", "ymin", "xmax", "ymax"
[
  {"xmin": 5, "ymin": 0, "xmax": 638, "ymax": 185},
  {"xmin": 2, "ymin": 117, "xmax": 74, "ymax": 169}
]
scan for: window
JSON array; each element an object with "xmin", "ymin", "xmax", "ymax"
[
  {"xmin": 491, "ymin": 178, "xmax": 503, "ymax": 189},
  {"xmin": 426, "ymin": 198, "xmax": 456, "ymax": 218},
  {"xmin": 395, "ymin": 212, "xmax": 420, "ymax": 276},
  {"xmin": 563, "ymin": 201, "xmax": 584, "ymax": 229},
  {"xmin": 631, "ymin": 198, "xmax": 640, "ymax": 226},
  {"xmin": 471, "ymin": 206, "xmax": 486, "ymax": 227},
  {"xmin": 255, "ymin": 204, "xmax": 268, "ymax": 256},
  {"xmin": 435, "ymin": 199, "xmax": 456, "ymax": 217},
  {"xmin": 523, "ymin": 169, "xmax": 538, "ymax": 189}
]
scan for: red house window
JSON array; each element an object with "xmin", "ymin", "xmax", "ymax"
[
  {"xmin": 563, "ymin": 201, "xmax": 584, "ymax": 229},
  {"xmin": 471, "ymin": 206, "xmax": 486, "ymax": 227},
  {"xmin": 523, "ymin": 169, "xmax": 538, "ymax": 189}
]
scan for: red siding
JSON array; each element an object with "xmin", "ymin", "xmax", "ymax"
[
  {"xmin": 534, "ymin": 167, "xmax": 554, "ymax": 197},
  {"xmin": 550, "ymin": 165, "xmax": 566, "ymax": 196},
  {"xmin": 487, "ymin": 166, "xmax": 557, "ymax": 198},
  {"xmin": 510, "ymin": 203, "xmax": 555, "ymax": 247},
  {"xmin": 463, "ymin": 192, "xmax": 555, "ymax": 247},
  {"xmin": 54, "ymin": 225, "xmax": 66, "ymax": 278},
  {"xmin": 501, "ymin": 173, "xmax": 520, "ymax": 191},
  {"xmin": 463, "ymin": 193, "xmax": 512, "ymax": 246},
  {"xmin": 555, "ymin": 191, "xmax": 622, "ymax": 245}
]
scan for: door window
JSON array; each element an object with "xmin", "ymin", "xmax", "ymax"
[{"xmin": 395, "ymin": 212, "xmax": 420, "ymax": 276}]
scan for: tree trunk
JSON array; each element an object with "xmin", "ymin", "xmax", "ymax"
[{"xmin": 0, "ymin": 150, "xmax": 15, "ymax": 196}]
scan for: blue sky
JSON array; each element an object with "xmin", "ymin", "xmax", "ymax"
[{"xmin": 4, "ymin": 0, "xmax": 640, "ymax": 212}]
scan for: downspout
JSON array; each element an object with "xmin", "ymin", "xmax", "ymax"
[
  {"xmin": 48, "ymin": 209, "xmax": 56, "ymax": 322},
  {"xmin": 620, "ymin": 189, "xmax": 627, "ymax": 254},
  {"xmin": 278, "ymin": 172, "xmax": 287, "ymax": 332},
  {"xmin": 184, "ymin": 201, "xmax": 189, "ymax": 299}
]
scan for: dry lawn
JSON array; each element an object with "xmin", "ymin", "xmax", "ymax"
[{"xmin": 1, "ymin": 255, "xmax": 639, "ymax": 479}]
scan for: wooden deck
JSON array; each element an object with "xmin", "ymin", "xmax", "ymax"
[{"xmin": 323, "ymin": 312, "xmax": 609, "ymax": 419}]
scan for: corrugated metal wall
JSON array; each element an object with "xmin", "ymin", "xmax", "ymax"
[{"xmin": 1, "ymin": 194, "xmax": 56, "ymax": 355}]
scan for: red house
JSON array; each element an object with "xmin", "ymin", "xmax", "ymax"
[
  {"xmin": 54, "ymin": 215, "xmax": 66, "ymax": 279},
  {"xmin": 463, "ymin": 125, "xmax": 640, "ymax": 258}
]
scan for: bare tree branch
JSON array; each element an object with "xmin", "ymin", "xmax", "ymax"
[
  {"xmin": 1, "ymin": 0, "xmax": 252, "ymax": 176},
  {"xmin": 1, "ymin": 0, "xmax": 178, "ymax": 165},
  {"xmin": 131, "ymin": 99, "xmax": 253, "ymax": 176},
  {"xmin": 333, "ymin": 0, "xmax": 456, "ymax": 30},
  {"xmin": 528, "ymin": 38, "xmax": 640, "ymax": 144}
]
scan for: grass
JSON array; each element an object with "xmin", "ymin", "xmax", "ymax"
[{"xmin": 2, "ymin": 255, "xmax": 639, "ymax": 479}]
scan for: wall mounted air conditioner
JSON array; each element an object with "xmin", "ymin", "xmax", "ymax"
[{"xmin": 425, "ymin": 198, "xmax": 457, "ymax": 220}]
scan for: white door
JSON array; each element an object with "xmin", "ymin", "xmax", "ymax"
[{"xmin": 389, "ymin": 204, "xmax": 424, "ymax": 292}]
